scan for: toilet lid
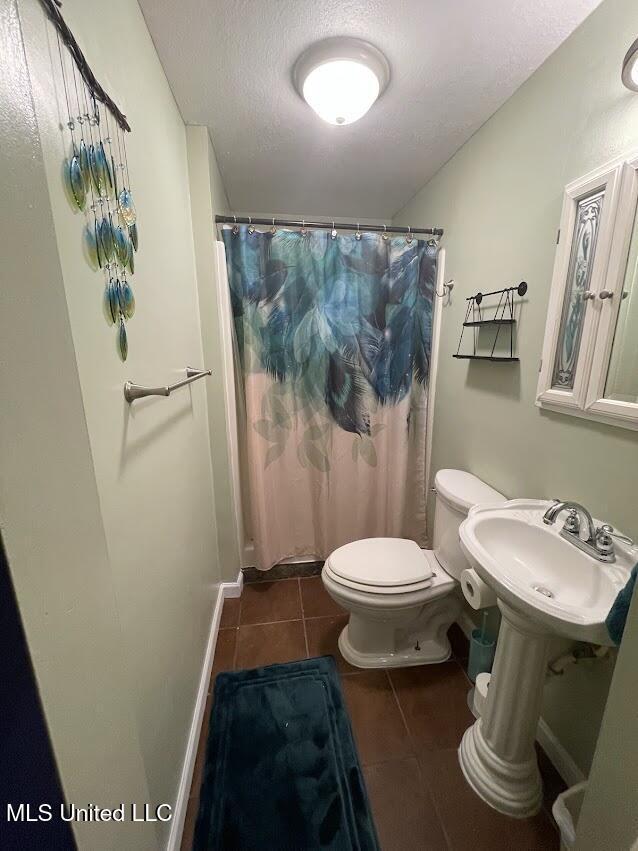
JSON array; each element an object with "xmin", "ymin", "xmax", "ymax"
[{"xmin": 327, "ymin": 538, "xmax": 434, "ymax": 588}]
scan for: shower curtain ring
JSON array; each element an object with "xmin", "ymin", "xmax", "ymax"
[
  {"xmin": 382, "ymin": 224, "xmax": 389, "ymax": 241},
  {"xmin": 355, "ymin": 223, "xmax": 362, "ymax": 240},
  {"xmin": 232, "ymin": 214, "xmax": 239, "ymax": 235},
  {"xmin": 271, "ymin": 217, "xmax": 277, "ymax": 235},
  {"xmin": 436, "ymin": 279, "xmax": 455, "ymax": 298},
  {"xmin": 331, "ymin": 221, "xmax": 337, "ymax": 240},
  {"xmin": 248, "ymin": 216, "xmax": 255, "ymax": 235},
  {"xmin": 301, "ymin": 219, "xmax": 307, "ymax": 237},
  {"xmin": 406, "ymin": 226, "xmax": 413, "ymax": 244}
]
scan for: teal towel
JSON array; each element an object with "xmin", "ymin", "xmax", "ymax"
[{"xmin": 606, "ymin": 564, "xmax": 637, "ymax": 645}]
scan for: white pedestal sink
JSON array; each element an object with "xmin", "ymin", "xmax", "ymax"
[{"xmin": 458, "ymin": 500, "xmax": 632, "ymax": 818}]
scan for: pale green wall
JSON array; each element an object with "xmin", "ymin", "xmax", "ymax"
[
  {"xmin": 16, "ymin": 1, "xmax": 224, "ymax": 845},
  {"xmin": 1, "ymin": 2, "xmax": 155, "ymax": 848},
  {"xmin": 395, "ymin": 0, "xmax": 638, "ymax": 776},
  {"xmin": 576, "ymin": 589, "xmax": 638, "ymax": 849}
]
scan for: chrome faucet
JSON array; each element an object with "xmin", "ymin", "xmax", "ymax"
[
  {"xmin": 542, "ymin": 500, "xmax": 618, "ymax": 563},
  {"xmin": 543, "ymin": 501, "xmax": 597, "ymax": 539}
]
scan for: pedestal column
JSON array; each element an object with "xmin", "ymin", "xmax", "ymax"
[{"xmin": 458, "ymin": 601, "xmax": 551, "ymax": 817}]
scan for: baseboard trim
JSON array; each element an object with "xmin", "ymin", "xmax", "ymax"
[
  {"xmin": 167, "ymin": 571, "xmax": 243, "ymax": 851},
  {"xmin": 454, "ymin": 616, "xmax": 586, "ymax": 790},
  {"xmin": 221, "ymin": 569, "xmax": 243, "ymax": 598},
  {"xmin": 537, "ymin": 718, "xmax": 586, "ymax": 788}
]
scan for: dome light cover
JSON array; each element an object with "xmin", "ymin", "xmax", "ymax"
[
  {"xmin": 622, "ymin": 38, "xmax": 638, "ymax": 92},
  {"xmin": 293, "ymin": 38, "xmax": 390, "ymax": 125}
]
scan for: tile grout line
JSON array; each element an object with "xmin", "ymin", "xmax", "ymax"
[
  {"xmin": 384, "ymin": 668, "xmax": 413, "ymax": 745},
  {"xmin": 299, "ymin": 578, "xmax": 310, "ymax": 658},
  {"xmin": 236, "ymin": 585, "xmax": 244, "ymax": 631},
  {"xmin": 231, "ymin": 626, "xmax": 239, "ymax": 671},
  {"xmin": 231, "ymin": 589, "xmax": 240, "ymax": 670},
  {"xmin": 368, "ymin": 669, "xmax": 450, "ymax": 850},
  {"xmin": 392, "ymin": 678, "xmax": 454, "ymax": 851},
  {"xmin": 383, "ymin": 663, "xmax": 458, "ymax": 849},
  {"xmin": 239, "ymin": 616, "xmax": 306, "ymax": 628},
  {"xmin": 361, "ymin": 754, "xmax": 453, "ymax": 851},
  {"xmin": 303, "ymin": 612, "xmax": 346, "ymax": 622},
  {"xmin": 417, "ymin": 757, "xmax": 454, "ymax": 851}
]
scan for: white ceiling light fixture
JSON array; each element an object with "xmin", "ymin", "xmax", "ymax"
[
  {"xmin": 622, "ymin": 37, "xmax": 638, "ymax": 91},
  {"xmin": 293, "ymin": 37, "xmax": 390, "ymax": 126}
]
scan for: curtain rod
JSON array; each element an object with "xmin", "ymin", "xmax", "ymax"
[
  {"xmin": 215, "ymin": 216, "xmax": 443, "ymax": 238},
  {"xmin": 38, "ymin": 0, "xmax": 131, "ymax": 132}
]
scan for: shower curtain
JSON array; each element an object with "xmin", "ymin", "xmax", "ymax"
[{"xmin": 222, "ymin": 225, "xmax": 437, "ymax": 570}]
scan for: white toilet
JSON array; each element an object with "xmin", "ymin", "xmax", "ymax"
[{"xmin": 321, "ymin": 469, "xmax": 505, "ymax": 669}]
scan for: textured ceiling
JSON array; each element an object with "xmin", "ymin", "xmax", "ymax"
[{"xmin": 139, "ymin": 0, "xmax": 602, "ymax": 220}]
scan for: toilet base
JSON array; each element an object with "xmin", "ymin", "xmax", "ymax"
[
  {"xmin": 338, "ymin": 623, "xmax": 452, "ymax": 668},
  {"xmin": 336, "ymin": 587, "xmax": 462, "ymax": 669}
]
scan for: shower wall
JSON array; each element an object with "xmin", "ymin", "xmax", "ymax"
[{"xmin": 186, "ymin": 126, "xmax": 242, "ymax": 580}]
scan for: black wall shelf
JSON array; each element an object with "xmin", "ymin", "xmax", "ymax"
[
  {"xmin": 463, "ymin": 318, "xmax": 515, "ymax": 328},
  {"xmin": 453, "ymin": 355, "xmax": 520, "ymax": 362},
  {"xmin": 455, "ymin": 281, "xmax": 527, "ymax": 363}
]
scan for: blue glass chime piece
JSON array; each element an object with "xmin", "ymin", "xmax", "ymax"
[
  {"xmin": 67, "ymin": 154, "xmax": 85, "ymax": 210},
  {"xmin": 121, "ymin": 278, "xmax": 135, "ymax": 319},
  {"xmin": 129, "ymin": 222, "xmax": 138, "ymax": 252},
  {"xmin": 88, "ymin": 144, "xmax": 103, "ymax": 195},
  {"xmin": 118, "ymin": 316, "xmax": 128, "ymax": 361},
  {"xmin": 114, "ymin": 225, "xmax": 129, "ymax": 265},
  {"xmin": 99, "ymin": 217, "xmax": 115, "ymax": 262},
  {"xmin": 79, "ymin": 139, "xmax": 91, "ymax": 191},
  {"xmin": 106, "ymin": 279, "xmax": 119, "ymax": 324}
]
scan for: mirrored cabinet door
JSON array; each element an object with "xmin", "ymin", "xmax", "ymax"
[
  {"xmin": 605, "ymin": 240, "xmax": 638, "ymax": 403},
  {"xmin": 587, "ymin": 155, "xmax": 638, "ymax": 428},
  {"xmin": 604, "ymin": 206, "xmax": 638, "ymax": 401},
  {"xmin": 538, "ymin": 152, "xmax": 638, "ymax": 431},
  {"xmin": 551, "ymin": 189, "xmax": 605, "ymax": 392},
  {"xmin": 537, "ymin": 161, "xmax": 624, "ymax": 413}
]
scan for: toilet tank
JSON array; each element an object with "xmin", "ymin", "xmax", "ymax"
[{"xmin": 433, "ymin": 469, "xmax": 505, "ymax": 580}]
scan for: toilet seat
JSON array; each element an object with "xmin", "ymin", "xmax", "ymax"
[
  {"xmin": 323, "ymin": 564, "xmax": 434, "ymax": 595},
  {"xmin": 322, "ymin": 560, "xmax": 456, "ymax": 611},
  {"xmin": 329, "ymin": 537, "xmax": 433, "ymax": 587},
  {"xmin": 325, "ymin": 539, "xmax": 440, "ymax": 596}
]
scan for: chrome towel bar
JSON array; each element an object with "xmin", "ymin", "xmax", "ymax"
[{"xmin": 124, "ymin": 367, "xmax": 212, "ymax": 403}]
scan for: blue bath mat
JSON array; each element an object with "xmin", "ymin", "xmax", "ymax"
[{"xmin": 193, "ymin": 656, "xmax": 379, "ymax": 851}]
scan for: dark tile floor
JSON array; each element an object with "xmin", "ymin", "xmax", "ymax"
[{"xmin": 181, "ymin": 576, "xmax": 560, "ymax": 850}]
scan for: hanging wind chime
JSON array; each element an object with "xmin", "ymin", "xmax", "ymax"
[{"xmin": 44, "ymin": 0, "xmax": 138, "ymax": 361}]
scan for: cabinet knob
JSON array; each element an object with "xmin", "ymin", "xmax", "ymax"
[
  {"xmin": 582, "ymin": 291, "xmax": 596, "ymax": 300},
  {"xmin": 599, "ymin": 290, "xmax": 614, "ymax": 300}
]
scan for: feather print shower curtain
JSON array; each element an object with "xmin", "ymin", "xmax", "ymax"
[{"xmin": 222, "ymin": 225, "xmax": 437, "ymax": 571}]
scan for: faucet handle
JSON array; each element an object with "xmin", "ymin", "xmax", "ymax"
[
  {"xmin": 563, "ymin": 508, "xmax": 580, "ymax": 534},
  {"xmin": 602, "ymin": 525, "xmax": 634, "ymax": 547},
  {"xmin": 595, "ymin": 524, "xmax": 615, "ymax": 558}
]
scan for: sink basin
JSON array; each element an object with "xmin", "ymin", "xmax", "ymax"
[
  {"xmin": 457, "ymin": 499, "xmax": 634, "ymax": 820},
  {"xmin": 460, "ymin": 499, "xmax": 633, "ymax": 645}
]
